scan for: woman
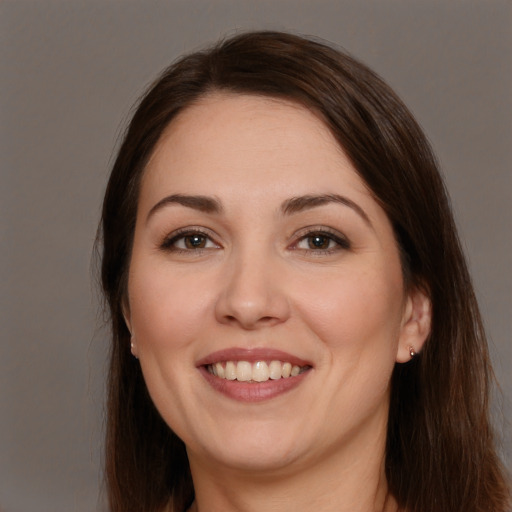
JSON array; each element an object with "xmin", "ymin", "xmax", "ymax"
[{"xmin": 98, "ymin": 31, "xmax": 510, "ymax": 512}]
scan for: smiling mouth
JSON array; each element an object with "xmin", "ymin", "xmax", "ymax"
[{"xmin": 206, "ymin": 360, "xmax": 311, "ymax": 383}]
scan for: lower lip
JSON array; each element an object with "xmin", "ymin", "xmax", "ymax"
[{"xmin": 199, "ymin": 366, "xmax": 310, "ymax": 402}]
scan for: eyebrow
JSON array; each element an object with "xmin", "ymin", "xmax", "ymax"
[
  {"xmin": 146, "ymin": 192, "xmax": 371, "ymax": 227},
  {"xmin": 146, "ymin": 194, "xmax": 223, "ymax": 223},
  {"xmin": 281, "ymin": 194, "xmax": 372, "ymax": 226}
]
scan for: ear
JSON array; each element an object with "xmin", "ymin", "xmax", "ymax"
[
  {"xmin": 396, "ymin": 285, "xmax": 431, "ymax": 363},
  {"xmin": 121, "ymin": 299, "xmax": 139, "ymax": 357}
]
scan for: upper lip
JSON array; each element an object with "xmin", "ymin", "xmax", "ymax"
[{"xmin": 196, "ymin": 347, "xmax": 312, "ymax": 368}]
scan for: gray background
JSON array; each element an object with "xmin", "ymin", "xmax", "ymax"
[{"xmin": 1, "ymin": 1, "xmax": 510, "ymax": 511}]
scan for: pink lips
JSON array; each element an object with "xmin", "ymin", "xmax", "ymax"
[{"xmin": 197, "ymin": 347, "xmax": 312, "ymax": 403}]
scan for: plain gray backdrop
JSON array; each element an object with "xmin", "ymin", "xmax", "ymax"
[{"xmin": 1, "ymin": 1, "xmax": 510, "ymax": 511}]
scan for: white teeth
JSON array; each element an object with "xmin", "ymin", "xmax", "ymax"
[
  {"xmin": 252, "ymin": 361, "xmax": 270, "ymax": 382},
  {"xmin": 269, "ymin": 360, "xmax": 282, "ymax": 380},
  {"xmin": 215, "ymin": 362, "xmax": 225, "ymax": 378},
  {"xmin": 207, "ymin": 360, "xmax": 308, "ymax": 382},
  {"xmin": 236, "ymin": 361, "xmax": 252, "ymax": 381},
  {"xmin": 225, "ymin": 361, "xmax": 237, "ymax": 380}
]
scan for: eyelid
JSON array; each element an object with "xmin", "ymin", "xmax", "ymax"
[
  {"xmin": 160, "ymin": 226, "xmax": 221, "ymax": 251},
  {"xmin": 290, "ymin": 226, "xmax": 351, "ymax": 252}
]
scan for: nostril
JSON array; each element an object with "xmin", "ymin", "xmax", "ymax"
[
  {"xmin": 214, "ymin": 282, "xmax": 291, "ymax": 329},
  {"xmin": 222, "ymin": 313, "xmax": 282, "ymax": 329}
]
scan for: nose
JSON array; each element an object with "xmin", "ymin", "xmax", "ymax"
[{"xmin": 214, "ymin": 248, "xmax": 291, "ymax": 330}]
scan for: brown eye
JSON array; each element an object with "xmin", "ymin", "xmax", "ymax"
[
  {"xmin": 307, "ymin": 235, "xmax": 331, "ymax": 250},
  {"xmin": 184, "ymin": 234, "xmax": 207, "ymax": 249},
  {"xmin": 161, "ymin": 229, "xmax": 220, "ymax": 252},
  {"xmin": 294, "ymin": 229, "xmax": 350, "ymax": 253}
]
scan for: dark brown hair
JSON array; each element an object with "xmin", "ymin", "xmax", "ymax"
[{"xmin": 98, "ymin": 31, "xmax": 510, "ymax": 512}]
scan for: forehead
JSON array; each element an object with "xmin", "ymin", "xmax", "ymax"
[
  {"xmin": 156, "ymin": 92, "xmax": 334, "ymax": 149},
  {"xmin": 141, "ymin": 93, "xmax": 370, "ymax": 201}
]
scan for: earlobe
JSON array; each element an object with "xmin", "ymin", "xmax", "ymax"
[
  {"xmin": 396, "ymin": 286, "xmax": 431, "ymax": 363},
  {"xmin": 122, "ymin": 300, "xmax": 138, "ymax": 358},
  {"xmin": 130, "ymin": 335, "xmax": 139, "ymax": 359}
]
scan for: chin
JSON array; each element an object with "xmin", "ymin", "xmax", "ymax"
[
  {"xmin": 203, "ymin": 445, "xmax": 300, "ymax": 474},
  {"xmin": 187, "ymin": 422, "xmax": 306, "ymax": 473}
]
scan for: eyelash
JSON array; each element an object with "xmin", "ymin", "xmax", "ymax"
[
  {"xmin": 160, "ymin": 226, "xmax": 350, "ymax": 255},
  {"xmin": 160, "ymin": 227, "xmax": 219, "ymax": 253},
  {"xmin": 292, "ymin": 227, "xmax": 351, "ymax": 255}
]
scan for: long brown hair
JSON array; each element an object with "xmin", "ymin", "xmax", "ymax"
[{"xmin": 98, "ymin": 31, "xmax": 510, "ymax": 512}]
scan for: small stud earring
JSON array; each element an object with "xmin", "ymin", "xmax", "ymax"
[
  {"xmin": 408, "ymin": 346, "xmax": 416, "ymax": 359},
  {"xmin": 130, "ymin": 337, "xmax": 138, "ymax": 359}
]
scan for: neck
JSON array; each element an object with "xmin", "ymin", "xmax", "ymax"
[{"xmin": 187, "ymin": 415, "xmax": 397, "ymax": 512}]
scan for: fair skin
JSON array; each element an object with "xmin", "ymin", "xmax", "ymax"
[{"xmin": 124, "ymin": 93, "xmax": 431, "ymax": 512}]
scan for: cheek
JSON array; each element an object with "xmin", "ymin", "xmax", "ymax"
[
  {"xmin": 293, "ymin": 262, "xmax": 404, "ymax": 354},
  {"xmin": 128, "ymin": 263, "xmax": 212, "ymax": 353},
  {"xmin": 127, "ymin": 265, "xmax": 213, "ymax": 436}
]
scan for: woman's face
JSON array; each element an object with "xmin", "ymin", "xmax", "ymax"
[{"xmin": 125, "ymin": 93, "xmax": 426, "ymax": 474}]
